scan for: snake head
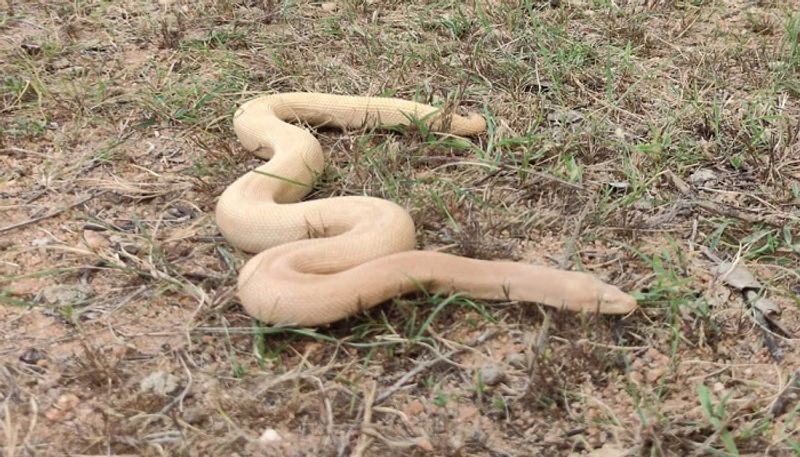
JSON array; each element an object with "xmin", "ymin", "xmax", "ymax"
[{"xmin": 596, "ymin": 284, "xmax": 638, "ymax": 314}]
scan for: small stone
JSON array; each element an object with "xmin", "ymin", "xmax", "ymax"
[
  {"xmin": 50, "ymin": 57, "xmax": 71, "ymax": 70},
  {"xmin": 21, "ymin": 42, "xmax": 42, "ymax": 55},
  {"xmin": 632, "ymin": 198, "xmax": 654, "ymax": 210},
  {"xmin": 82, "ymin": 229, "xmax": 110, "ymax": 250},
  {"xmin": 547, "ymin": 108, "xmax": 583, "ymax": 125},
  {"xmin": 689, "ymin": 168, "xmax": 717, "ymax": 187},
  {"xmin": 645, "ymin": 366, "xmax": 666, "ymax": 383},
  {"xmin": 114, "ymin": 219, "xmax": 136, "ymax": 231},
  {"xmin": 320, "ymin": 2, "xmax": 337, "ymax": 12},
  {"xmin": 479, "ymin": 363, "xmax": 506, "ymax": 386},
  {"xmin": 448, "ymin": 434, "xmax": 465, "ymax": 452},
  {"xmin": 19, "ymin": 348, "xmax": 47, "ymax": 365},
  {"xmin": 403, "ymin": 400, "xmax": 425, "ymax": 416},
  {"xmin": 45, "ymin": 393, "xmax": 80, "ymax": 422},
  {"xmin": 259, "ymin": 428, "xmax": 282, "ymax": 444},
  {"xmin": 110, "ymin": 236, "xmax": 140, "ymax": 254},
  {"xmin": 613, "ymin": 126, "xmax": 628, "ymax": 140},
  {"xmin": 168, "ymin": 205, "xmax": 193, "ymax": 219},
  {"xmin": 42, "ymin": 284, "xmax": 93, "ymax": 306},
  {"xmin": 713, "ymin": 382, "xmax": 725, "ymax": 393},
  {"xmin": 182, "ymin": 406, "xmax": 206, "ymax": 424},
  {"xmin": 505, "ymin": 353, "xmax": 527, "ymax": 369},
  {"xmin": 140, "ymin": 371, "xmax": 180, "ymax": 396},
  {"xmin": 31, "ymin": 237, "xmax": 53, "ymax": 248},
  {"xmin": 606, "ymin": 180, "xmax": 630, "ymax": 190}
]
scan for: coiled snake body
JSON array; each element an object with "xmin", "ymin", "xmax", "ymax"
[{"xmin": 216, "ymin": 93, "xmax": 637, "ymax": 326}]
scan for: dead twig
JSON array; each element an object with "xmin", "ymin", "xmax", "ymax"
[
  {"xmin": 351, "ymin": 381, "xmax": 376, "ymax": 457},
  {"xmin": 0, "ymin": 191, "xmax": 105, "ymax": 234}
]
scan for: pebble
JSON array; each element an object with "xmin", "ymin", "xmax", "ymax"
[
  {"xmin": 19, "ymin": 348, "xmax": 48, "ymax": 365},
  {"xmin": 82, "ymin": 229, "xmax": 110, "ymax": 249},
  {"xmin": 140, "ymin": 371, "xmax": 180, "ymax": 396},
  {"xmin": 42, "ymin": 284, "xmax": 93, "ymax": 306},
  {"xmin": 505, "ymin": 353, "xmax": 527, "ymax": 369},
  {"xmin": 45, "ymin": 393, "xmax": 80, "ymax": 422},
  {"xmin": 479, "ymin": 362, "xmax": 506, "ymax": 386},
  {"xmin": 31, "ymin": 237, "xmax": 53, "ymax": 248},
  {"xmin": 259, "ymin": 428, "xmax": 282, "ymax": 444},
  {"xmin": 689, "ymin": 168, "xmax": 717, "ymax": 186}
]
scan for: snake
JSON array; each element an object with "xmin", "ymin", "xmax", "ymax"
[{"xmin": 215, "ymin": 92, "xmax": 637, "ymax": 326}]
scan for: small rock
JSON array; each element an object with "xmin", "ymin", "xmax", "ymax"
[
  {"xmin": 45, "ymin": 393, "xmax": 80, "ymax": 422},
  {"xmin": 19, "ymin": 348, "xmax": 47, "ymax": 365},
  {"xmin": 114, "ymin": 219, "xmax": 136, "ymax": 231},
  {"xmin": 50, "ymin": 57, "xmax": 71, "ymax": 70},
  {"xmin": 31, "ymin": 237, "xmax": 53, "ymax": 248},
  {"xmin": 632, "ymin": 198, "xmax": 654, "ymax": 210},
  {"xmin": 21, "ymin": 42, "xmax": 42, "ymax": 55},
  {"xmin": 403, "ymin": 400, "xmax": 425, "ymax": 416},
  {"xmin": 82, "ymin": 229, "xmax": 110, "ymax": 250},
  {"xmin": 505, "ymin": 353, "xmax": 527, "ymax": 369},
  {"xmin": 182, "ymin": 406, "xmax": 207, "ymax": 425},
  {"xmin": 140, "ymin": 371, "xmax": 180, "ymax": 396},
  {"xmin": 64, "ymin": 66, "xmax": 86, "ymax": 77},
  {"xmin": 645, "ymin": 366, "xmax": 666, "ymax": 383},
  {"xmin": 259, "ymin": 428, "xmax": 282, "ymax": 444},
  {"xmin": 547, "ymin": 108, "xmax": 583, "ymax": 125},
  {"xmin": 110, "ymin": 235, "xmax": 140, "ymax": 254},
  {"xmin": 689, "ymin": 168, "xmax": 717, "ymax": 187},
  {"xmin": 448, "ymin": 434, "xmax": 465, "ymax": 452},
  {"xmin": 320, "ymin": 2, "xmax": 337, "ymax": 12},
  {"xmin": 168, "ymin": 205, "xmax": 193, "ymax": 219},
  {"xmin": 42, "ymin": 284, "xmax": 93, "ymax": 306},
  {"xmin": 479, "ymin": 363, "xmax": 506, "ymax": 386},
  {"xmin": 606, "ymin": 180, "xmax": 630, "ymax": 191}
]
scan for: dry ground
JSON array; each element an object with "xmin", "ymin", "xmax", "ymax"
[{"xmin": 1, "ymin": 0, "xmax": 800, "ymax": 455}]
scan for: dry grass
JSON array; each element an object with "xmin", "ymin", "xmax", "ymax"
[{"xmin": 1, "ymin": 0, "xmax": 799, "ymax": 455}]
